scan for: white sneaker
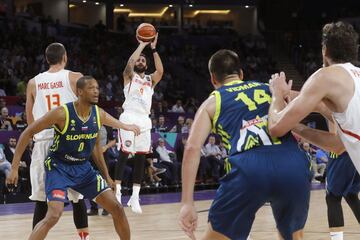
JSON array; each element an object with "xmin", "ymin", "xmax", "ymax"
[
  {"xmin": 127, "ymin": 196, "xmax": 142, "ymax": 214},
  {"xmin": 116, "ymin": 192, "xmax": 122, "ymax": 204}
]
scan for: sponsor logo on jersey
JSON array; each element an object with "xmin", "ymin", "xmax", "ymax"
[
  {"xmin": 82, "ymin": 126, "xmax": 88, "ymax": 131},
  {"xmin": 125, "ymin": 140, "xmax": 132, "ymax": 147},
  {"xmin": 66, "ymin": 133, "xmax": 98, "ymax": 141},
  {"xmin": 70, "ymin": 120, "xmax": 76, "ymax": 127},
  {"xmin": 71, "ymin": 127, "xmax": 75, "ymax": 131},
  {"xmin": 52, "ymin": 190, "xmax": 65, "ymax": 200}
]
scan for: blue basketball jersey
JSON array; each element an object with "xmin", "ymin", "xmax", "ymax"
[
  {"xmin": 48, "ymin": 102, "xmax": 101, "ymax": 163},
  {"xmin": 212, "ymin": 80, "xmax": 294, "ymax": 157}
]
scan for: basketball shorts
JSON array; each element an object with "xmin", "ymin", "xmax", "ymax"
[
  {"xmin": 118, "ymin": 111, "xmax": 151, "ymax": 154},
  {"xmin": 326, "ymin": 152, "xmax": 360, "ymax": 196},
  {"xmin": 30, "ymin": 139, "xmax": 83, "ymax": 202},
  {"xmin": 44, "ymin": 157, "xmax": 109, "ymax": 202},
  {"xmin": 209, "ymin": 143, "xmax": 311, "ymax": 240}
]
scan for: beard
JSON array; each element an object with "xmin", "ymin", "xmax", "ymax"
[{"xmin": 134, "ymin": 65, "xmax": 146, "ymax": 73}]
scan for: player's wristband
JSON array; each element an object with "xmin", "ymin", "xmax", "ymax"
[{"xmin": 151, "ymin": 48, "xmax": 157, "ymax": 54}]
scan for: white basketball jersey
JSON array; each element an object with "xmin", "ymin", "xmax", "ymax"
[
  {"xmin": 333, "ymin": 63, "xmax": 360, "ymax": 173},
  {"xmin": 33, "ymin": 69, "xmax": 77, "ymax": 140},
  {"xmin": 122, "ymin": 73, "xmax": 154, "ymax": 115}
]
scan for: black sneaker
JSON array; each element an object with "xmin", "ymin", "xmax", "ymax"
[
  {"xmin": 87, "ymin": 209, "xmax": 98, "ymax": 216},
  {"xmin": 102, "ymin": 209, "xmax": 109, "ymax": 216}
]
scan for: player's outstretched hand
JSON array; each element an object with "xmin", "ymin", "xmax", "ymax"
[
  {"xmin": 269, "ymin": 72, "xmax": 293, "ymax": 100},
  {"xmin": 150, "ymin": 32, "xmax": 159, "ymax": 49},
  {"xmin": 123, "ymin": 124, "xmax": 141, "ymax": 136},
  {"xmin": 6, "ymin": 169, "xmax": 18, "ymax": 192},
  {"xmin": 179, "ymin": 203, "xmax": 198, "ymax": 240}
]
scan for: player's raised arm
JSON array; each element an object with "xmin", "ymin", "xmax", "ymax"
[
  {"xmin": 179, "ymin": 96, "xmax": 215, "ymax": 239},
  {"xmin": 25, "ymin": 78, "xmax": 36, "ymax": 125},
  {"xmin": 6, "ymin": 106, "xmax": 66, "ymax": 186},
  {"xmin": 98, "ymin": 108, "xmax": 140, "ymax": 136},
  {"xmin": 268, "ymin": 70, "xmax": 329, "ymax": 137},
  {"xmin": 91, "ymin": 135, "xmax": 113, "ymax": 188},
  {"xmin": 123, "ymin": 40, "xmax": 149, "ymax": 86},
  {"xmin": 150, "ymin": 33, "xmax": 164, "ymax": 86}
]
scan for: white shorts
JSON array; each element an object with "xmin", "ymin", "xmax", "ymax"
[
  {"xmin": 117, "ymin": 111, "xmax": 151, "ymax": 154},
  {"xmin": 29, "ymin": 139, "xmax": 83, "ymax": 202}
]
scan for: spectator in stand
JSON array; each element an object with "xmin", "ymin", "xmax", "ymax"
[
  {"xmin": 184, "ymin": 97, "xmax": 199, "ymax": 114},
  {"xmin": 0, "ymin": 147, "xmax": 11, "ymax": 178},
  {"xmin": 0, "ymin": 107, "xmax": 13, "ymax": 130},
  {"xmin": 15, "ymin": 112, "xmax": 28, "ymax": 131},
  {"xmin": 0, "ymin": 87, "xmax": 5, "ymax": 96},
  {"xmin": 315, "ymin": 148, "xmax": 328, "ymax": 177},
  {"xmin": 0, "ymin": 98, "xmax": 6, "ymax": 109},
  {"xmin": 151, "ymin": 118, "xmax": 158, "ymax": 133},
  {"xmin": 182, "ymin": 118, "xmax": 193, "ymax": 133},
  {"xmin": 170, "ymin": 115, "xmax": 185, "ymax": 133},
  {"xmin": 171, "ymin": 99, "xmax": 185, "ymax": 113},
  {"xmin": 156, "ymin": 138, "xmax": 180, "ymax": 185},
  {"xmin": 155, "ymin": 115, "xmax": 169, "ymax": 132},
  {"xmin": 153, "ymin": 91, "xmax": 164, "ymax": 102},
  {"xmin": 144, "ymin": 151, "xmax": 166, "ymax": 187},
  {"xmin": 204, "ymin": 136, "xmax": 222, "ymax": 182},
  {"xmin": 155, "ymin": 101, "xmax": 167, "ymax": 114}
]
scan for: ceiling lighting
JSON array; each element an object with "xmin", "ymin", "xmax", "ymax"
[
  {"xmin": 245, "ymin": 5, "xmax": 250, "ymax": 8},
  {"xmin": 169, "ymin": 4, "xmax": 173, "ymax": 7},
  {"xmin": 120, "ymin": 4, "xmax": 124, "ymax": 7},
  {"xmin": 189, "ymin": 4, "xmax": 193, "ymax": 7},
  {"xmin": 114, "ymin": 8, "xmax": 131, "ymax": 13},
  {"xmin": 191, "ymin": 10, "xmax": 231, "ymax": 17},
  {"xmin": 128, "ymin": 7, "xmax": 169, "ymax": 17},
  {"xmin": 95, "ymin": 2, "xmax": 99, "ymax": 5},
  {"xmin": 82, "ymin": 0, "xmax": 86, "ymax": 3},
  {"xmin": 69, "ymin": 4, "xmax": 76, "ymax": 8}
]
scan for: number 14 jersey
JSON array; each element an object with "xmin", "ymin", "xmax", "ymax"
[{"xmin": 212, "ymin": 80, "xmax": 294, "ymax": 156}]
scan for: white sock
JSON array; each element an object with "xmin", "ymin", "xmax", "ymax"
[
  {"xmin": 132, "ymin": 185, "xmax": 141, "ymax": 198},
  {"xmin": 330, "ymin": 231, "xmax": 343, "ymax": 240},
  {"xmin": 115, "ymin": 184, "xmax": 122, "ymax": 204}
]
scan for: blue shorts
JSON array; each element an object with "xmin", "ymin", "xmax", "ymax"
[
  {"xmin": 44, "ymin": 157, "xmax": 109, "ymax": 202},
  {"xmin": 209, "ymin": 143, "xmax": 311, "ymax": 240},
  {"xmin": 326, "ymin": 152, "xmax": 360, "ymax": 197}
]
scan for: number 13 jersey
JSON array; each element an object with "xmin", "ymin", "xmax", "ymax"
[{"xmin": 33, "ymin": 70, "xmax": 77, "ymax": 140}]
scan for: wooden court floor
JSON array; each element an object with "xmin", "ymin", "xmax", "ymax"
[{"xmin": 0, "ymin": 190, "xmax": 358, "ymax": 240}]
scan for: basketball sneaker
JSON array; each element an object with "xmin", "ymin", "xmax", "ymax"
[{"xmin": 127, "ymin": 196, "xmax": 142, "ymax": 214}]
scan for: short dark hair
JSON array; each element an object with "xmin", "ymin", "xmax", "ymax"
[
  {"xmin": 76, "ymin": 76, "xmax": 95, "ymax": 89},
  {"xmin": 208, "ymin": 49, "xmax": 241, "ymax": 82},
  {"xmin": 322, "ymin": 21, "xmax": 359, "ymax": 63},
  {"xmin": 45, "ymin": 43, "xmax": 66, "ymax": 65}
]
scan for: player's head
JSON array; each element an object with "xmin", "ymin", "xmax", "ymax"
[
  {"xmin": 208, "ymin": 49, "xmax": 243, "ymax": 89},
  {"xmin": 322, "ymin": 21, "xmax": 359, "ymax": 67},
  {"xmin": 134, "ymin": 53, "xmax": 148, "ymax": 74},
  {"xmin": 76, "ymin": 76, "xmax": 99, "ymax": 105},
  {"xmin": 45, "ymin": 43, "xmax": 67, "ymax": 67}
]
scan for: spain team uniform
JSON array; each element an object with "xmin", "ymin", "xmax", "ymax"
[
  {"xmin": 30, "ymin": 70, "xmax": 81, "ymax": 202},
  {"xmin": 118, "ymin": 73, "xmax": 153, "ymax": 153},
  {"xmin": 327, "ymin": 152, "xmax": 360, "ymax": 197},
  {"xmin": 44, "ymin": 102, "xmax": 109, "ymax": 202},
  {"xmin": 209, "ymin": 80, "xmax": 311, "ymax": 239}
]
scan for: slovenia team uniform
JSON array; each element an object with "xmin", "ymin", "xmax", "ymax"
[
  {"xmin": 45, "ymin": 102, "xmax": 109, "ymax": 202},
  {"xmin": 333, "ymin": 63, "xmax": 360, "ymax": 174},
  {"xmin": 209, "ymin": 80, "xmax": 311, "ymax": 240},
  {"xmin": 327, "ymin": 152, "xmax": 360, "ymax": 197},
  {"xmin": 30, "ymin": 70, "xmax": 81, "ymax": 202},
  {"xmin": 118, "ymin": 73, "xmax": 153, "ymax": 153}
]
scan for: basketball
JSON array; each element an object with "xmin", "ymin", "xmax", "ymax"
[{"xmin": 136, "ymin": 23, "xmax": 156, "ymax": 42}]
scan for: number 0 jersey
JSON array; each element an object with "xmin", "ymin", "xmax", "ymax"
[
  {"xmin": 33, "ymin": 69, "xmax": 77, "ymax": 141},
  {"xmin": 48, "ymin": 102, "xmax": 101, "ymax": 163},
  {"xmin": 212, "ymin": 80, "xmax": 295, "ymax": 157}
]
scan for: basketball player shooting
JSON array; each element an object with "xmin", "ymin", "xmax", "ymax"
[{"xmin": 114, "ymin": 25, "xmax": 164, "ymax": 214}]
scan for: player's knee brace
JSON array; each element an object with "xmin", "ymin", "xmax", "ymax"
[
  {"xmin": 133, "ymin": 154, "xmax": 146, "ymax": 184},
  {"xmin": 326, "ymin": 192, "xmax": 344, "ymax": 228},
  {"xmin": 33, "ymin": 201, "xmax": 48, "ymax": 229},
  {"xmin": 72, "ymin": 199, "xmax": 88, "ymax": 229},
  {"xmin": 344, "ymin": 193, "xmax": 360, "ymax": 223},
  {"xmin": 114, "ymin": 151, "xmax": 129, "ymax": 181}
]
